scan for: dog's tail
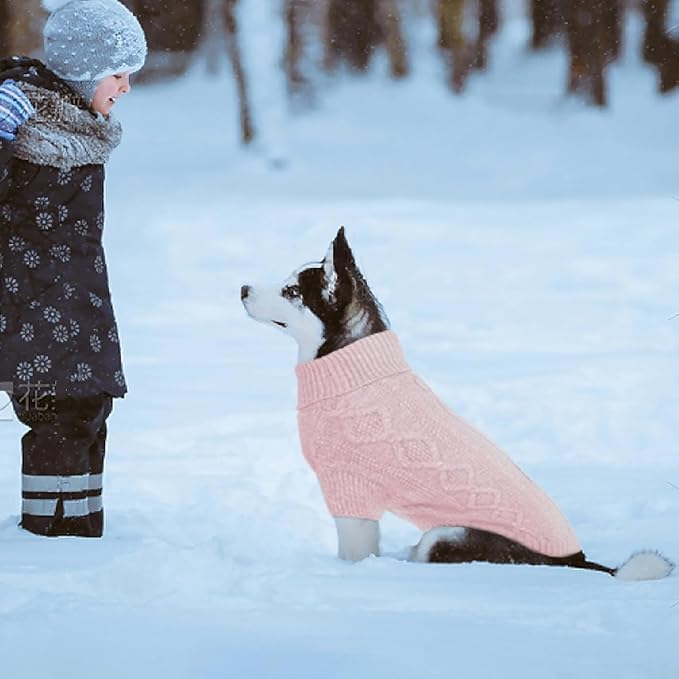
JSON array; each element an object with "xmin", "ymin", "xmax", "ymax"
[
  {"xmin": 572, "ymin": 551, "xmax": 674, "ymax": 581},
  {"xmin": 418, "ymin": 528, "xmax": 674, "ymax": 580}
]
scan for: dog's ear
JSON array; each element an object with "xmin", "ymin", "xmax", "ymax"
[
  {"xmin": 332, "ymin": 227, "xmax": 357, "ymax": 276},
  {"xmin": 322, "ymin": 227, "xmax": 355, "ymax": 304},
  {"xmin": 322, "ymin": 240, "xmax": 339, "ymax": 299}
]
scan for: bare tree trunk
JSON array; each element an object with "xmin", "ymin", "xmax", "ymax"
[
  {"xmin": 324, "ymin": 0, "xmax": 381, "ymax": 73},
  {"xmin": 642, "ymin": 0, "xmax": 668, "ymax": 66},
  {"xmin": 565, "ymin": 0, "xmax": 622, "ymax": 107},
  {"xmin": 284, "ymin": 0, "xmax": 310, "ymax": 96},
  {"xmin": 642, "ymin": 0, "xmax": 679, "ymax": 93},
  {"xmin": 604, "ymin": 0, "xmax": 623, "ymax": 62},
  {"xmin": 0, "ymin": 0, "xmax": 9, "ymax": 58},
  {"xmin": 224, "ymin": 0, "xmax": 254, "ymax": 144},
  {"xmin": 473, "ymin": 0, "xmax": 499, "ymax": 70},
  {"xmin": 529, "ymin": 0, "xmax": 562, "ymax": 50},
  {"xmin": 437, "ymin": 0, "xmax": 471, "ymax": 92},
  {"xmin": 5, "ymin": 0, "xmax": 45, "ymax": 56},
  {"xmin": 202, "ymin": 0, "xmax": 226, "ymax": 75},
  {"xmin": 376, "ymin": 0, "xmax": 408, "ymax": 78},
  {"xmin": 123, "ymin": 0, "xmax": 203, "ymax": 83}
]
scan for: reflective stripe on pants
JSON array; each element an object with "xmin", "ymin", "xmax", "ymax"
[
  {"xmin": 22, "ymin": 473, "xmax": 103, "ymax": 494},
  {"xmin": 22, "ymin": 495, "xmax": 103, "ymax": 518}
]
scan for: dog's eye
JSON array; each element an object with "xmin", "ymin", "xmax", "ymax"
[{"xmin": 282, "ymin": 285, "xmax": 301, "ymax": 300}]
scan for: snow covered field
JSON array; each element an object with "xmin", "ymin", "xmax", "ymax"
[{"xmin": 1, "ymin": 5, "xmax": 678, "ymax": 678}]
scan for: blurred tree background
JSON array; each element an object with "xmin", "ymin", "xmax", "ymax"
[{"xmin": 0, "ymin": 0, "xmax": 677, "ymax": 144}]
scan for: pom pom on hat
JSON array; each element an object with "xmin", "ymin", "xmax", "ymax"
[
  {"xmin": 42, "ymin": 0, "xmax": 77, "ymax": 11},
  {"xmin": 43, "ymin": 0, "xmax": 147, "ymax": 98}
]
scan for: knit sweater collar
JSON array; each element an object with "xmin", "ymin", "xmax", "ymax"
[{"xmin": 296, "ymin": 331, "xmax": 410, "ymax": 409}]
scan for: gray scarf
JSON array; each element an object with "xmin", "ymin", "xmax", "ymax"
[{"xmin": 12, "ymin": 83, "xmax": 122, "ymax": 170}]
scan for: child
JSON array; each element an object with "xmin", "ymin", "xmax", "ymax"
[{"xmin": 0, "ymin": 0, "xmax": 146, "ymax": 537}]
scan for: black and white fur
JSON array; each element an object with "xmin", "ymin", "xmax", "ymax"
[{"xmin": 242, "ymin": 228, "xmax": 674, "ymax": 581}]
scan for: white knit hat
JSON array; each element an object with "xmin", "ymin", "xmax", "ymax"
[{"xmin": 43, "ymin": 0, "xmax": 147, "ymax": 103}]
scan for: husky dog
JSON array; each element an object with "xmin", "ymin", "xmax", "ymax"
[{"xmin": 242, "ymin": 228, "xmax": 674, "ymax": 581}]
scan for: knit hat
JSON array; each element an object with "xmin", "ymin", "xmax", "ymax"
[{"xmin": 43, "ymin": 0, "xmax": 147, "ymax": 104}]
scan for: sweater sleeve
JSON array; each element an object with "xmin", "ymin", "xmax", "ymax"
[
  {"xmin": 0, "ymin": 136, "xmax": 13, "ymax": 204},
  {"xmin": 315, "ymin": 469, "xmax": 387, "ymax": 521}
]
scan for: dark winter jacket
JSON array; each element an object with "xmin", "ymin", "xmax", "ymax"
[{"xmin": 0, "ymin": 57, "xmax": 127, "ymax": 399}]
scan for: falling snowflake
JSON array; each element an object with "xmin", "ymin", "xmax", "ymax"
[
  {"xmin": 33, "ymin": 355, "xmax": 52, "ymax": 373},
  {"xmin": 58, "ymin": 205, "xmax": 69, "ymax": 223},
  {"xmin": 23, "ymin": 250, "xmax": 40, "ymax": 269},
  {"xmin": 19, "ymin": 323, "xmax": 34, "ymax": 342},
  {"xmin": 89, "ymin": 334, "xmax": 102, "ymax": 352},
  {"xmin": 36, "ymin": 212, "xmax": 53, "ymax": 231},
  {"xmin": 52, "ymin": 325, "xmax": 69, "ymax": 343},
  {"xmin": 4, "ymin": 277, "xmax": 19, "ymax": 294},
  {"xmin": 69, "ymin": 319, "xmax": 80, "ymax": 337},
  {"xmin": 43, "ymin": 307, "xmax": 61, "ymax": 324},
  {"xmin": 15, "ymin": 362, "xmax": 34, "ymax": 382},
  {"xmin": 8, "ymin": 236, "xmax": 26, "ymax": 252},
  {"xmin": 34, "ymin": 196, "xmax": 50, "ymax": 209}
]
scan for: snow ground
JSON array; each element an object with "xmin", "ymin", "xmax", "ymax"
[{"xmin": 1, "ymin": 6, "xmax": 678, "ymax": 678}]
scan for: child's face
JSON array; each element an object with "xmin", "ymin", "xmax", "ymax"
[{"xmin": 91, "ymin": 73, "xmax": 131, "ymax": 116}]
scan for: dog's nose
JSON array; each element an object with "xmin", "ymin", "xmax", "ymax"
[{"xmin": 240, "ymin": 285, "xmax": 250, "ymax": 300}]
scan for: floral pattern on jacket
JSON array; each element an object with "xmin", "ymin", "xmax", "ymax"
[{"xmin": 0, "ymin": 58, "xmax": 126, "ymax": 398}]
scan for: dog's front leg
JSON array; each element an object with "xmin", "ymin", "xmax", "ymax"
[{"xmin": 334, "ymin": 517, "xmax": 380, "ymax": 561}]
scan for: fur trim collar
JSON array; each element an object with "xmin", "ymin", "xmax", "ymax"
[{"xmin": 12, "ymin": 82, "xmax": 122, "ymax": 170}]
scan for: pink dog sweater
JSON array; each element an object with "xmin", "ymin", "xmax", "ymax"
[{"xmin": 296, "ymin": 331, "xmax": 581, "ymax": 558}]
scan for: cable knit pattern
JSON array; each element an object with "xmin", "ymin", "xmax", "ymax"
[{"xmin": 296, "ymin": 331, "xmax": 581, "ymax": 558}]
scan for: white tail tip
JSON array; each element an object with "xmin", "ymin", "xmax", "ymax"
[{"xmin": 615, "ymin": 551, "xmax": 675, "ymax": 581}]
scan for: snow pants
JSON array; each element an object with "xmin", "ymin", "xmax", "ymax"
[{"xmin": 11, "ymin": 392, "xmax": 113, "ymax": 537}]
